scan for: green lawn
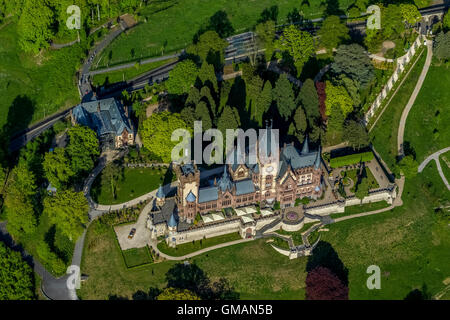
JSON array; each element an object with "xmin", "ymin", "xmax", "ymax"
[
  {"xmin": 403, "ymin": 62, "xmax": 450, "ymax": 163},
  {"xmin": 157, "ymin": 232, "xmax": 242, "ymax": 257},
  {"xmin": 122, "ymin": 247, "xmax": 153, "ymax": 268},
  {"xmin": 92, "ymin": 57, "xmax": 178, "ymax": 86},
  {"xmin": 439, "ymin": 151, "xmax": 450, "ymax": 183},
  {"xmin": 95, "ymin": 0, "xmax": 348, "ymax": 67},
  {"xmin": 330, "ymin": 201, "xmax": 390, "ymax": 219},
  {"xmin": 90, "ymin": 166, "xmax": 171, "ymax": 205},
  {"xmin": 0, "ymin": 21, "xmax": 82, "ymax": 134},
  {"xmin": 370, "ymin": 47, "xmax": 427, "ymax": 170}
]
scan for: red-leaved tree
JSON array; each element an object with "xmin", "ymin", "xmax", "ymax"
[
  {"xmin": 315, "ymin": 82, "xmax": 327, "ymax": 123},
  {"xmin": 305, "ymin": 266, "xmax": 349, "ymax": 300}
]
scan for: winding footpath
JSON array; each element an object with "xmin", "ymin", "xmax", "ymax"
[
  {"xmin": 397, "ymin": 39, "xmax": 433, "ymax": 157},
  {"xmin": 418, "ymin": 147, "xmax": 450, "ymax": 191}
]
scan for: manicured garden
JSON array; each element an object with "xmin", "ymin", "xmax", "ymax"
[
  {"xmin": 341, "ymin": 167, "xmax": 380, "ymax": 192},
  {"xmin": 157, "ymin": 232, "xmax": 242, "ymax": 257},
  {"xmin": 122, "ymin": 247, "xmax": 154, "ymax": 268},
  {"xmin": 90, "ymin": 165, "xmax": 171, "ymax": 205}
]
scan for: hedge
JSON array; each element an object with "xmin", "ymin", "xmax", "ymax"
[{"xmin": 330, "ymin": 152, "xmax": 374, "ymax": 168}]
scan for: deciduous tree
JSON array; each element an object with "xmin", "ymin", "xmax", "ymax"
[
  {"xmin": 325, "ymin": 81, "xmax": 353, "ymax": 118},
  {"xmin": 298, "ymin": 79, "xmax": 320, "ymax": 126},
  {"xmin": 306, "ymin": 266, "xmax": 349, "ymax": 300},
  {"xmin": 318, "ymin": 16, "xmax": 349, "ymax": 52},
  {"xmin": 273, "ymin": 74, "xmax": 296, "ymax": 120},
  {"xmin": 43, "ymin": 148, "xmax": 74, "ymax": 189},
  {"xmin": 166, "ymin": 60, "xmax": 199, "ymax": 95},
  {"xmin": 344, "ymin": 120, "xmax": 369, "ymax": 150},
  {"xmin": 66, "ymin": 126, "xmax": 100, "ymax": 176}
]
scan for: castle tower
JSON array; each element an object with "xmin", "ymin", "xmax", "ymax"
[
  {"xmin": 174, "ymin": 163, "xmax": 200, "ymax": 222},
  {"xmin": 258, "ymin": 120, "xmax": 279, "ymax": 203},
  {"xmin": 156, "ymin": 184, "xmax": 165, "ymax": 207}
]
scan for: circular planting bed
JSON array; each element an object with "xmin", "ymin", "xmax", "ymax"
[{"xmin": 286, "ymin": 211, "xmax": 299, "ymax": 221}]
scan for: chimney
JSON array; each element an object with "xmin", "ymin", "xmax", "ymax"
[{"xmin": 97, "ymin": 103, "xmax": 101, "ymax": 113}]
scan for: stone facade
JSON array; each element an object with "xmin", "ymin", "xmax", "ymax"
[{"xmin": 174, "ymin": 138, "xmax": 323, "ymax": 223}]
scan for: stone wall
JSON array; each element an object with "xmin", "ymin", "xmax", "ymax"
[{"xmin": 365, "ymin": 34, "xmax": 425, "ymax": 124}]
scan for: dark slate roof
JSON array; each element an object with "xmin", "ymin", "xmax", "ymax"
[
  {"xmin": 156, "ymin": 184, "xmax": 165, "ymax": 198},
  {"xmin": 278, "ymin": 144, "xmax": 321, "ymax": 178},
  {"xmin": 181, "ymin": 163, "xmax": 195, "ymax": 176},
  {"xmin": 72, "ymin": 98, "xmax": 131, "ymax": 137},
  {"xmin": 217, "ymin": 166, "xmax": 233, "ymax": 192},
  {"xmin": 198, "ymin": 186, "xmax": 219, "ymax": 203},
  {"xmin": 186, "ymin": 191, "xmax": 196, "ymax": 203},
  {"xmin": 235, "ymin": 179, "xmax": 255, "ymax": 196},
  {"xmin": 152, "ymin": 199, "xmax": 176, "ymax": 225}
]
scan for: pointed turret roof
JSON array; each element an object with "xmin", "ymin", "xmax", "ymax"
[
  {"xmin": 168, "ymin": 213, "xmax": 177, "ymax": 228},
  {"xmin": 301, "ymin": 137, "xmax": 309, "ymax": 154},
  {"xmin": 314, "ymin": 146, "xmax": 321, "ymax": 169},
  {"xmin": 156, "ymin": 184, "xmax": 165, "ymax": 198}
]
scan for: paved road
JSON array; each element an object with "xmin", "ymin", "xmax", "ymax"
[
  {"xmin": 418, "ymin": 147, "xmax": 450, "ymax": 191},
  {"xmin": 397, "ymin": 39, "xmax": 433, "ymax": 157}
]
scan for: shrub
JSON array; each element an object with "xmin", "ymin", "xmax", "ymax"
[
  {"xmin": 330, "ymin": 152, "xmax": 374, "ymax": 168},
  {"xmin": 37, "ymin": 241, "xmax": 66, "ymax": 275}
]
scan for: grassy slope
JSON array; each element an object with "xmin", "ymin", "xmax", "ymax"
[
  {"xmin": 0, "ymin": 22, "xmax": 82, "ymax": 133},
  {"xmin": 369, "ymin": 48, "xmax": 427, "ymax": 170},
  {"xmin": 92, "ymin": 57, "xmax": 177, "ymax": 86},
  {"xmin": 96, "ymin": 0, "xmax": 346, "ymax": 66},
  {"xmin": 440, "ymin": 151, "xmax": 450, "ymax": 182},
  {"xmin": 90, "ymin": 167, "xmax": 169, "ymax": 205},
  {"xmin": 403, "ymin": 62, "xmax": 450, "ymax": 163}
]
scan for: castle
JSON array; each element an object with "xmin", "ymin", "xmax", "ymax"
[{"xmin": 173, "ymin": 137, "xmax": 323, "ymax": 223}]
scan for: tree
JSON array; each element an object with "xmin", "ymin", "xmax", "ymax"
[
  {"xmin": 443, "ymin": 12, "xmax": 450, "ymax": 31},
  {"xmin": 355, "ymin": 176, "xmax": 370, "ymax": 200},
  {"xmin": 198, "ymin": 61, "xmax": 218, "ymax": 93},
  {"xmin": 43, "ymin": 148, "xmax": 74, "ymax": 189},
  {"xmin": 326, "ymin": 104, "xmax": 345, "ymax": 141},
  {"xmin": 156, "ymin": 288, "xmax": 200, "ymax": 300},
  {"xmin": 344, "ymin": 120, "xmax": 369, "ymax": 150},
  {"xmin": 254, "ymin": 81, "xmax": 273, "ymax": 127},
  {"xmin": 434, "ymin": 32, "xmax": 450, "ymax": 62},
  {"xmin": 255, "ymin": 20, "xmax": 276, "ymax": 61},
  {"xmin": 217, "ymin": 105, "xmax": 241, "ymax": 136},
  {"xmin": 44, "ymin": 190, "xmax": 89, "ymax": 241},
  {"xmin": 200, "ymin": 86, "xmax": 217, "ymax": 117},
  {"xmin": 298, "ymin": 79, "xmax": 320, "ymax": 126},
  {"xmin": 4, "ymin": 162, "xmax": 37, "ymax": 237},
  {"xmin": 186, "ymin": 87, "xmax": 201, "ymax": 107},
  {"xmin": 400, "ymin": 4, "xmax": 421, "ymax": 25},
  {"xmin": 195, "ymin": 101, "xmax": 212, "ymax": 131},
  {"xmin": 17, "ymin": 0, "xmax": 53, "ymax": 53},
  {"xmin": 0, "ymin": 242, "xmax": 35, "ymax": 300},
  {"xmin": 187, "ymin": 31, "xmax": 228, "ymax": 69},
  {"xmin": 36, "ymin": 240, "xmax": 66, "ymax": 275},
  {"xmin": 398, "ymin": 155, "xmax": 418, "ymax": 178},
  {"xmin": 66, "ymin": 126, "xmax": 100, "ymax": 176},
  {"xmin": 318, "ymin": 16, "xmax": 349, "ymax": 52},
  {"xmin": 275, "ymin": 25, "xmax": 315, "ymax": 76},
  {"xmin": 331, "ymin": 44, "xmax": 375, "ymax": 88},
  {"xmin": 166, "ymin": 60, "xmax": 199, "ymax": 95},
  {"xmin": 180, "ymin": 106, "xmax": 196, "ymax": 129},
  {"xmin": 325, "ymin": 81, "xmax": 353, "ymax": 118},
  {"xmin": 289, "ymin": 106, "xmax": 307, "ymax": 143},
  {"xmin": 382, "ymin": 5, "xmax": 405, "ymax": 39},
  {"xmin": 306, "ymin": 266, "xmax": 348, "ymax": 300},
  {"xmin": 273, "ymin": 74, "xmax": 296, "ymax": 120},
  {"xmin": 141, "ymin": 111, "xmax": 190, "ymax": 163}
]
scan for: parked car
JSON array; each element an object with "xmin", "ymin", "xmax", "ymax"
[{"xmin": 128, "ymin": 228, "xmax": 136, "ymax": 239}]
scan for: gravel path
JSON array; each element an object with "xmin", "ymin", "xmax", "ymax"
[{"xmin": 418, "ymin": 147, "xmax": 450, "ymax": 191}]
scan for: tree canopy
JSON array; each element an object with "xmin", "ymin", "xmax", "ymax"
[
  {"xmin": 66, "ymin": 126, "xmax": 100, "ymax": 176},
  {"xmin": 0, "ymin": 242, "xmax": 35, "ymax": 300},
  {"xmin": 276, "ymin": 25, "xmax": 315, "ymax": 76},
  {"xmin": 331, "ymin": 44, "xmax": 375, "ymax": 88},
  {"xmin": 298, "ymin": 79, "xmax": 320, "ymax": 126},
  {"xmin": 306, "ymin": 266, "xmax": 348, "ymax": 300},
  {"xmin": 187, "ymin": 31, "xmax": 228, "ymax": 69},
  {"xmin": 344, "ymin": 120, "xmax": 370, "ymax": 150},
  {"xmin": 325, "ymin": 81, "xmax": 354, "ymax": 118},
  {"xmin": 166, "ymin": 60, "xmax": 199, "ymax": 95},
  {"xmin": 43, "ymin": 147, "xmax": 75, "ymax": 189},
  {"xmin": 273, "ymin": 74, "xmax": 296, "ymax": 120},
  {"xmin": 318, "ymin": 16, "xmax": 349, "ymax": 52},
  {"xmin": 141, "ymin": 111, "xmax": 190, "ymax": 163},
  {"xmin": 43, "ymin": 189, "xmax": 89, "ymax": 241}
]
